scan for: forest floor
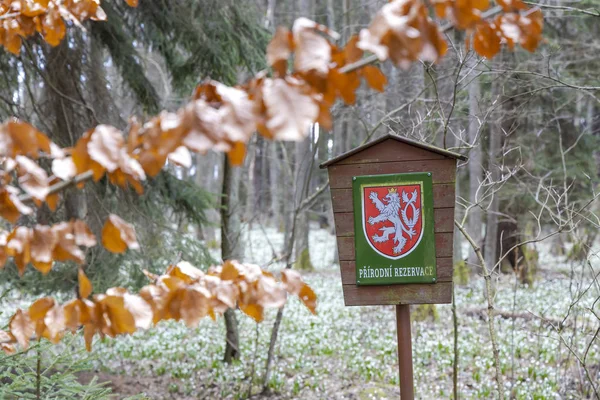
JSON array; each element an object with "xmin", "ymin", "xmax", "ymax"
[{"xmin": 3, "ymin": 228, "xmax": 600, "ymax": 399}]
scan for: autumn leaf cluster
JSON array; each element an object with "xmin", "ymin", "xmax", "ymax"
[
  {"xmin": 0, "ymin": 261, "xmax": 315, "ymax": 354},
  {"xmin": 0, "ymin": 0, "xmax": 139, "ymax": 55},
  {"xmin": 0, "ymin": 0, "xmax": 545, "ymax": 353}
]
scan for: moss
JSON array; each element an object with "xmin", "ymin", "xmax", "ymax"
[
  {"xmin": 453, "ymin": 260, "xmax": 469, "ymax": 285},
  {"xmin": 521, "ymin": 245, "xmax": 539, "ymax": 286},
  {"xmin": 413, "ymin": 304, "xmax": 439, "ymax": 322},
  {"xmin": 206, "ymin": 238, "xmax": 220, "ymax": 250},
  {"xmin": 294, "ymin": 248, "xmax": 314, "ymax": 271},
  {"xmin": 358, "ymin": 384, "xmax": 397, "ymax": 400},
  {"xmin": 566, "ymin": 240, "xmax": 587, "ymax": 262}
]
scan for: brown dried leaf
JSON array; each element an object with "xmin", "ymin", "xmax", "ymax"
[
  {"xmin": 51, "ymin": 157, "xmax": 77, "ymax": 181},
  {"xmin": 1, "ymin": 342, "xmax": 16, "ymax": 354},
  {"xmin": 221, "ymin": 260, "xmax": 241, "ymax": 281},
  {"xmin": 227, "ymin": 141, "xmax": 246, "ymax": 166},
  {"xmin": 73, "ymin": 220, "xmax": 97, "ymax": 247},
  {"xmin": 29, "ymin": 297, "xmax": 55, "ymax": 322},
  {"xmin": 292, "ymin": 18, "xmax": 339, "ymax": 78},
  {"xmin": 83, "ymin": 323, "xmax": 95, "ymax": 351},
  {"xmin": 43, "ymin": 304, "xmax": 65, "ymax": 343},
  {"xmin": 281, "ymin": 269, "xmax": 317, "ymax": 314},
  {"xmin": 180, "ymin": 286, "xmax": 211, "ymax": 327},
  {"xmin": 168, "ymin": 261, "xmax": 204, "ymax": 283},
  {"xmin": 0, "ymin": 186, "xmax": 33, "ymax": 223},
  {"xmin": 0, "ymin": 119, "xmax": 51, "ymax": 159},
  {"xmin": 0, "ymin": 329, "xmax": 13, "ymax": 343},
  {"xmin": 167, "ymin": 146, "xmax": 192, "ymax": 168},
  {"xmin": 42, "ymin": 8, "xmax": 66, "ymax": 47},
  {"xmin": 52, "ymin": 222, "xmax": 86, "ymax": 263},
  {"xmin": 79, "ymin": 268, "xmax": 92, "ymax": 299},
  {"xmin": 358, "ymin": 0, "xmax": 447, "ymax": 68},
  {"xmin": 361, "ymin": 65, "xmax": 387, "ymax": 92},
  {"xmin": 495, "ymin": 10, "xmax": 543, "ymax": 53},
  {"xmin": 240, "ymin": 303, "xmax": 263, "ymax": 323},
  {"xmin": 30, "ymin": 225, "xmax": 58, "ymax": 274},
  {"xmin": 343, "ymin": 35, "xmax": 363, "ymax": 64},
  {"xmin": 9, "ymin": 309, "xmax": 35, "ymax": 348},
  {"xmin": 6, "ymin": 226, "xmax": 32, "ymax": 276},
  {"xmin": 433, "ymin": 0, "xmax": 489, "ymax": 30},
  {"xmin": 119, "ymin": 291, "xmax": 153, "ymax": 330},
  {"xmin": 473, "ymin": 22, "xmax": 501, "ymax": 59},
  {"xmin": 102, "ymin": 214, "xmax": 139, "ymax": 253},
  {"xmin": 267, "ymin": 27, "xmax": 292, "ymax": 77},
  {"xmin": 88, "ymin": 125, "xmax": 124, "ymax": 172},
  {"xmin": 256, "ymin": 276, "xmax": 286, "ymax": 309},
  {"xmin": 260, "ymin": 77, "xmax": 319, "ymax": 141},
  {"xmin": 16, "ymin": 156, "xmax": 49, "ymax": 201},
  {"xmin": 95, "ymin": 294, "xmax": 136, "ymax": 336}
]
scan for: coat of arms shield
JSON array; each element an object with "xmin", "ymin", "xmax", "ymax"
[
  {"xmin": 363, "ymin": 184, "xmax": 423, "ymax": 259},
  {"xmin": 352, "ymin": 172, "xmax": 436, "ymax": 285}
]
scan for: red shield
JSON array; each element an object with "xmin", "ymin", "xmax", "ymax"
[{"xmin": 363, "ymin": 184, "xmax": 423, "ymax": 259}]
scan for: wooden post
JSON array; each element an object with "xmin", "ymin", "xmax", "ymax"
[{"xmin": 396, "ymin": 304, "xmax": 414, "ymax": 399}]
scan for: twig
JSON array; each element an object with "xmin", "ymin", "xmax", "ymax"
[
  {"xmin": 339, "ymin": 7, "xmax": 503, "ymax": 75},
  {"xmin": 18, "ymin": 170, "xmax": 94, "ymax": 204},
  {"xmin": 455, "ymin": 219, "xmax": 505, "ymax": 400},
  {"xmin": 524, "ymin": 2, "xmax": 600, "ymax": 17}
]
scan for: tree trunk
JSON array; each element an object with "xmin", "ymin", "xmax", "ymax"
[
  {"xmin": 220, "ymin": 155, "xmax": 243, "ymax": 363},
  {"xmin": 269, "ymin": 142, "xmax": 283, "ymax": 229},
  {"xmin": 467, "ymin": 56, "xmax": 483, "ymax": 270},
  {"xmin": 484, "ymin": 68, "xmax": 502, "ymax": 268},
  {"xmin": 44, "ymin": 35, "xmax": 91, "ymax": 223},
  {"xmin": 293, "ymin": 131, "xmax": 314, "ymax": 271}
]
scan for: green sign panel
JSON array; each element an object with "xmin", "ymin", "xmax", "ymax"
[{"xmin": 352, "ymin": 172, "xmax": 436, "ymax": 285}]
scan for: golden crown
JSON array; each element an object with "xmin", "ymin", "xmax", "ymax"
[{"xmin": 387, "ymin": 187, "xmax": 397, "ymax": 194}]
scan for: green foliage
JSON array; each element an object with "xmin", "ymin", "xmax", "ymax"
[
  {"xmin": 413, "ymin": 304, "xmax": 439, "ymax": 322},
  {"xmin": 92, "ymin": 3, "xmax": 160, "ymax": 114},
  {"xmin": 521, "ymin": 244, "xmax": 539, "ymax": 284},
  {"xmin": 454, "ymin": 260, "xmax": 469, "ymax": 285},
  {"xmin": 0, "ymin": 338, "xmax": 112, "ymax": 399},
  {"xmin": 120, "ymin": 0, "xmax": 269, "ymax": 90},
  {"xmin": 294, "ymin": 248, "xmax": 314, "ymax": 271}
]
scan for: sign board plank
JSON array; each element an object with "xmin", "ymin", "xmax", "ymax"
[
  {"xmin": 340, "ymin": 258, "xmax": 453, "ymax": 285},
  {"xmin": 329, "ymin": 159, "xmax": 456, "ymax": 189},
  {"xmin": 337, "ymin": 232, "xmax": 453, "ymax": 261},
  {"xmin": 334, "ymin": 208, "xmax": 455, "ymax": 237},
  {"xmin": 341, "ymin": 282, "xmax": 452, "ymax": 306},
  {"xmin": 336, "ymin": 138, "xmax": 448, "ymax": 165},
  {"xmin": 330, "ymin": 183, "xmax": 456, "ymax": 212}
]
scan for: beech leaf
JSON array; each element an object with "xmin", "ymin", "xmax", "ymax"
[
  {"xmin": 9, "ymin": 309, "xmax": 34, "ymax": 348},
  {"xmin": 102, "ymin": 214, "xmax": 139, "ymax": 253},
  {"xmin": 361, "ymin": 65, "xmax": 387, "ymax": 92},
  {"xmin": 79, "ymin": 268, "xmax": 92, "ymax": 299},
  {"xmin": 261, "ymin": 77, "xmax": 319, "ymax": 141}
]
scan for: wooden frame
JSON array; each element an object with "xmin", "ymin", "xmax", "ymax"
[{"xmin": 321, "ymin": 134, "xmax": 466, "ymax": 306}]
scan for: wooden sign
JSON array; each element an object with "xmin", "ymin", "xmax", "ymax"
[
  {"xmin": 321, "ymin": 134, "xmax": 467, "ymax": 399},
  {"xmin": 353, "ymin": 172, "xmax": 436, "ymax": 286},
  {"xmin": 321, "ymin": 133, "xmax": 466, "ymax": 306}
]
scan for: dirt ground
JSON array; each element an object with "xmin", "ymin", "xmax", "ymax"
[{"xmin": 77, "ymin": 371, "xmax": 400, "ymax": 399}]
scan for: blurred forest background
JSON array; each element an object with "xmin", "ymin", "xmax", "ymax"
[{"xmin": 0, "ymin": 0, "xmax": 599, "ymax": 399}]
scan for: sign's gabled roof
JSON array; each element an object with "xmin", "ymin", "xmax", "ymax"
[{"xmin": 319, "ymin": 133, "xmax": 468, "ymax": 168}]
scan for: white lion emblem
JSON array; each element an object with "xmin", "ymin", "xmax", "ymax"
[{"xmin": 367, "ymin": 187, "xmax": 420, "ymax": 254}]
